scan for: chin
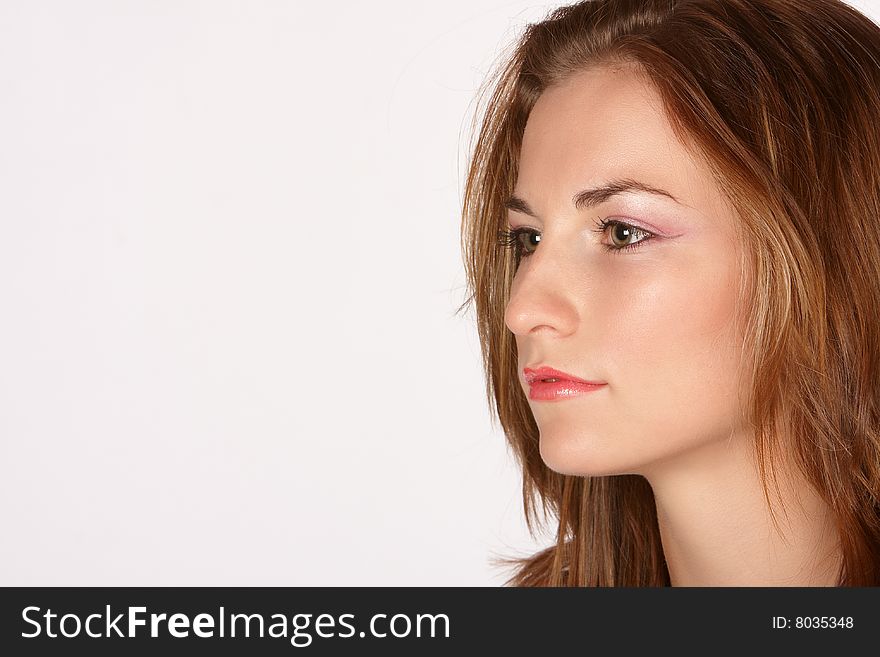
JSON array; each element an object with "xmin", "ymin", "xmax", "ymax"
[{"xmin": 538, "ymin": 431, "xmax": 643, "ymax": 477}]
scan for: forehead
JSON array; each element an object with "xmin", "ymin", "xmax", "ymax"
[{"xmin": 518, "ymin": 64, "xmax": 715, "ymax": 210}]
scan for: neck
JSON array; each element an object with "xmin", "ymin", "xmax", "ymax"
[{"xmin": 640, "ymin": 429, "xmax": 842, "ymax": 587}]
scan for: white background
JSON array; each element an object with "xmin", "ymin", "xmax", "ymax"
[{"xmin": 1, "ymin": 0, "xmax": 878, "ymax": 585}]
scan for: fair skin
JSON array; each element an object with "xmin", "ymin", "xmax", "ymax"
[{"xmin": 503, "ymin": 63, "xmax": 842, "ymax": 586}]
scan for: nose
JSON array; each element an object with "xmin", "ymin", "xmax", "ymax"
[{"xmin": 503, "ymin": 250, "xmax": 580, "ymax": 338}]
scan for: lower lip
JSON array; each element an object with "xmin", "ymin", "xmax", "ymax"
[{"xmin": 528, "ymin": 380, "xmax": 607, "ymax": 401}]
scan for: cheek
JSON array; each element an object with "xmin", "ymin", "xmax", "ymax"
[{"xmin": 603, "ymin": 252, "xmax": 745, "ymax": 438}]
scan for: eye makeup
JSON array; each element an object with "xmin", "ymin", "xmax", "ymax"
[{"xmin": 497, "ymin": 217, "xmax": 656, "ymax": 261}]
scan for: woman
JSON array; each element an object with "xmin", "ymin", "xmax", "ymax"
[{"xmin": 459, "ymin": 0, "xmax": 880, "ymax": 586}]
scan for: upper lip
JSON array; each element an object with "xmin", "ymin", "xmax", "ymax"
[{"xmin": 523, "ymin": 366, "xmax": 606, "ymax": 385}]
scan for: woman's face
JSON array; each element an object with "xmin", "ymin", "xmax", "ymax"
[{"xmin": 504, "ymin": 64, "xmax": 750, "ymax": 477}]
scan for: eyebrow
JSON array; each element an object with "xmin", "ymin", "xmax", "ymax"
[{"xmin": 503, "ymin": 178, "xmax": 685, "ymax": 217}]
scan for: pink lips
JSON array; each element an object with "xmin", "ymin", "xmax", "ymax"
[{"xmin": 523, "ymin": 366, "xmax": 607, "ymax": 401}]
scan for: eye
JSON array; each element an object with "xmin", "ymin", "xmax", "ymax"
[
  {"xmin": 496, "ymin": 227, "xmax": 540, "ymax": 261},
  {"xmin": 592, "ymin": 218, "xmax": 655, "ymax": 254}
]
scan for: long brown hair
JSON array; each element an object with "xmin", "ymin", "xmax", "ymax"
[{"xmin": 459, "ymin": 0, "xmax": 880, "ymax": 586}]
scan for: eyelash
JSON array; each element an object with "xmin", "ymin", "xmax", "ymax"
[{"xmin": 496, "ymin": 218, "xmax": 654, "ymax": 261}]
